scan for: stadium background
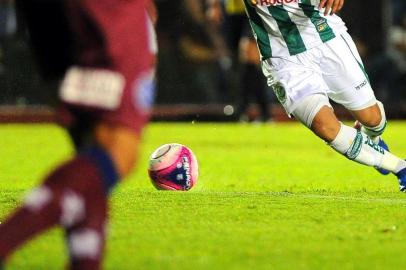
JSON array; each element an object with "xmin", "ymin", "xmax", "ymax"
[{"xmin": 0, "ymin": 0, "xmax": 405, "ymax": 122}]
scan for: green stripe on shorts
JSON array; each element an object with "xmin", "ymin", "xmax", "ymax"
[{"xmin": 341, "ymin": 35, "xmax": 370, "ymax": 83}]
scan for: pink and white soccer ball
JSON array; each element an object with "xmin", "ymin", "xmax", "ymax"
[{"xmin": 148, "ymin": 143, "xmax": 198, "ymax": 191}]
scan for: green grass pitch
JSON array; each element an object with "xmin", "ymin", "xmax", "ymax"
[{"xmin": 1, "ymin": 122, "xmax": 406, "ymax": 269}]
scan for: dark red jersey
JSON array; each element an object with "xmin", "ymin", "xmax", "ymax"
[{"xmin": 17, "ymin": 0, "xmax": 155, "ymax": 134}]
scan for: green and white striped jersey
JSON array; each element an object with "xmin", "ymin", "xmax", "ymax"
[{"xmin": 243, "ymin": 0, "xmax": 347, "ymax": 59}]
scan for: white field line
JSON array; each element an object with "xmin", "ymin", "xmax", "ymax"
[
  {"xmin": 120, "ymin": 190, "xmax": 406, "ymax": 205},
  {"xmin": 292, "ymin": 193, "xmax": 406, "ymax": 205},
  {"xmin": 195, "ymin": 192, "xmax": 406, "ymax": 205}
]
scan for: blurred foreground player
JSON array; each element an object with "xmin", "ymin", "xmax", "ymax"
[
  {"xmin": 0, "ymin": 0, "xmax": 156, "ymax": 269},
  {"xmin": 243, "ymin": 0, "xmax": 406, "ymax": 191}
]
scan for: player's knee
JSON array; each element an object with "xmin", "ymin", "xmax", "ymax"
[
  {"xmin": 94, "ymin": 123, "xmax": 140, "ymax": 178},
  {"xmin": 357, "ymin": 101, "xmax": 387, "ymax": 137},
  {"xmin": 360, "ymin": 110, "xmax": 382, "ymax": 127},
  {"xmin": 357, "ymin": 102, "xmax": 385, "ymax": 127},
  {"xmin": 292, "ymin": 94, "xmax": 340, "ymax": 142}
]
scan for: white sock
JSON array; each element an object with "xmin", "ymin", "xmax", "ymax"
[
  {"xmin": 361, "ymin": 101, "xmax": 387, "ymax": 144},
  {"xmin": 330, "ymin": 124, "xmax": 406, "ymax": 174}
]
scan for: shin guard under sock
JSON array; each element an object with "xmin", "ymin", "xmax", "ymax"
[{"xmin": 330, "ymin": 124, "xmax": 406, "ymax": 173}]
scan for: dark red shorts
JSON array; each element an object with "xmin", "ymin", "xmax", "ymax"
[{"xmin": 18, "ymin": 0, "xmax": 155, "ymax": 135}]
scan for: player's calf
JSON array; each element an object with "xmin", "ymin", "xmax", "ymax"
[
  {"xmin": 310, "ymin": 107, "xmax": 341, "ymax": 142},
  {"xmin": 66, "ymin": 198, "xmax": 107, "ymax": 270},
  {"xmin": 353, "ymin": 128, "xmax": 390, "ymax": 176},
  {"xmin": 68, "ymin": 227, "xmax": 105, "ymax": 270},
  {"xmin": 352, "ymin": 101, "xmax": 390, "ymax": 175}
]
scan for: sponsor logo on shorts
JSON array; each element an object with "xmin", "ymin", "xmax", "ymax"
[
  {"xmin": 355, "ymin": 80, "xmax": 367, "ymax": 91},
  {"xmin": 272, "ymin": 82, "xmax": 287, "ymax": 104}
]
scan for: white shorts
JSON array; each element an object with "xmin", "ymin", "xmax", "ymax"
[{"xmin": 262, "ymin": 31, "xmax": 377, "ymax": 116}]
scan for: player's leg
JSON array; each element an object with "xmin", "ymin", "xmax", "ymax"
[
  {"xmin": 351, "ymin": 103, "xmax": 383, "ymax": 131},
  {"xmin": 0, "ymin": 114, "xmax": 138, "ymax": 260},
  {"xmin": 322, "ymin": 32, "xmax": 397, "ymax": 176},
  {"xmin": 0, "ymin": 121, "xmax": 141, "ymax": 266},
  {"xmin": 0, "ymin": 1, "xmax": 101, "ymax": 261},
  {"xmin": 66, "ymin": 220, "xmax": 107, "ymax": 270},
  {"xmin": 292, "ymin": 94, "xmax": 406, "ymax": 191},
  {"xmin": 0, "ymin": 145, "xmax": 119, "ymax": 262},
  {"xmin": 0, "ymin": 122, "xmax": 137, "ymax": 267},
  {"xmin": 60, "ymin": 0, "xmax": 154, "ymax": 268},
  {"xmin": 95, "ymin": 123, "xmax": 141, "ymax": 177},
  {"xmin": 351, "ymin": 102, "xmax": 390, "ymax": 175},
  {"xmin": 64, "ymin": 171, "xmax": 108, "ymax": 270},
  {"xmin": 262, "ymin": 40, "xmax": 406, "ymax": 191},
  {"xmin": 0, "ymin": 0, "xmax": 152, "ymax": 266}
]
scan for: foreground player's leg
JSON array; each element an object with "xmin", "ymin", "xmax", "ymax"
[
  {"xmin": 0, "ymin": 124, "xmax": 139, "ymax": 268},
  {"xmin": 66, "ymin": 217, "xmax": 107, "ymax": 270},
  {"xmin": 66, "ymin": 124, "xmax": 140, "ymax": 270},
  {"xmin": 352, "ymin": 102, "xmax": 390, "ymax": 175},
  {"xmin": 64, "ymin": 166, "xmax": 108, "ymax": 270},
  {"xmin": 0, "ymin": 144, "xmax": 118, "ymax": 264},
  {"xmin": 0, "ymin": 0, "xmax": 152, "ymax": 267},
  {"xmin": 292, "ymin": 94, "xmax": 406, "ymax": 191}
]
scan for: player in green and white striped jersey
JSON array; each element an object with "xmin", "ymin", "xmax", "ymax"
[
  {"xmin": 244, "ymin": 0, "xmax": 406, "ymax": 192},
  {"xmin": 244, "ymin": 0, "xmax": 346, "ymax": 58}
]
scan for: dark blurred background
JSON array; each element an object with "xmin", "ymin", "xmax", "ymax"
[{"xmin": 1, "ymin": 0, "xmax": 406, "ymax": 122}]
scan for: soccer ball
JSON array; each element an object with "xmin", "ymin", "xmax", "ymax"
[{"xmin": 148, "ymin": 143, "xmax": 198, "ymax": 191}]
